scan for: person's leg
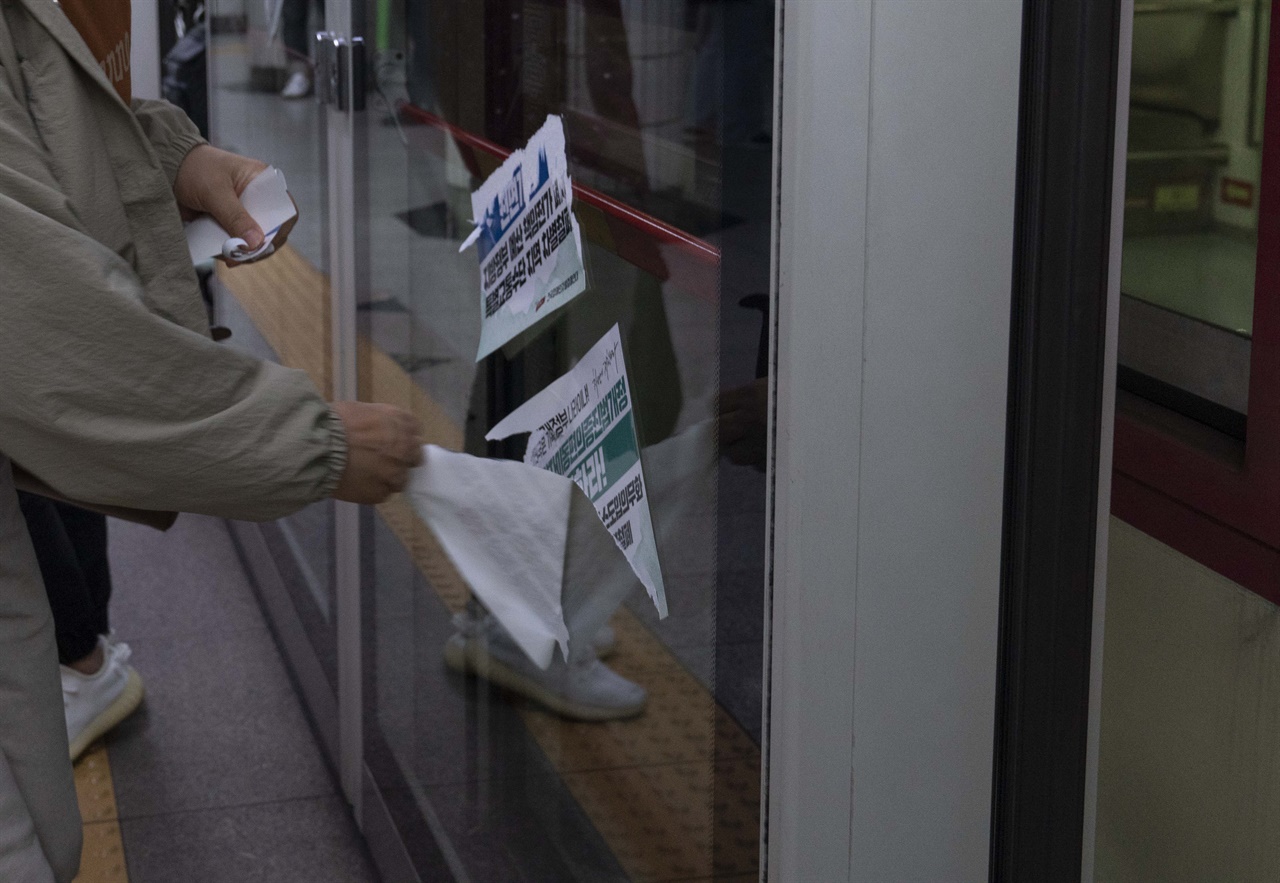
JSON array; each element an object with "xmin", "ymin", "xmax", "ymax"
[
  {"xmin": 49, "ymin": 503, "xmax": 111, "ymax": 642},
  {"xmin": 279, "ymin": 0, "xmax": 315, "ymax": 98},
  {"xmin": 280, "ymin": 0, "xmax": 312, "ymax": 60},
  {"xmin": 16, "ymin": 494, "xmax": 142, "ymax": 761},
  {"xmin": 15, "ymin": 494, "xmax": 99, "ymax": 668}
]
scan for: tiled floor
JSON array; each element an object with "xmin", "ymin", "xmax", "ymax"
[{"xmin": 102, "ymin": 514, "xmax": 376, "ymax": 882}]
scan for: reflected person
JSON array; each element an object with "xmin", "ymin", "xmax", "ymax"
[{"xmin": 279, "ymin": 0, "xmax": 322, "ymax": 99}]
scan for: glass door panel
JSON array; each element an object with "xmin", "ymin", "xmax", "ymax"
[
  {"xmin": 357, "ymin": 1, "xmax": 774, "ymax": 878},
  {"xmin": 206, "ymin": 0, "xmax": 340, "ymax": 690},
  {"xmin": 1100, "ymin": 4, "xmax": 1280, "ymax": 880},
  {"xmin": 1118, "ymin": 0, "xmax": 1268, "ymax": 438}
]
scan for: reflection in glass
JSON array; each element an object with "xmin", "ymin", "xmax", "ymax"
[
  {"xmin": 362, "ymin": 1, "xmax": 774, "ymax": 879},
  {"xmin": 199, "ymin": 0, "xmax": 774, "ymax": 875},
  {"xmin": 1099, "ymin": 7, "xmax": 1280, "ymax": 882},
  {"xmin": 1118, "ymin": 1, "xmax": 1268, "ymax": 433}
]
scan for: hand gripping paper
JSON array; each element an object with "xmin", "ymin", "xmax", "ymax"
[{"xmin": 185, "ymin": 167, "xmax": 297, "ymax": 263}]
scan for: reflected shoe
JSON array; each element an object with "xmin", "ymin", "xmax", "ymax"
[
  {"xmin": 593, "ymin": 623, "xmax": 617, "ymax": 660},
  {"xmin": 443, "ymin": 614, "xmax": 644, "ymax": 721},
  {"xmin": 280, "ymin": 69, "xmax": 312, "ymax": 99},
  {"xmin": 62, "ymin": 636, "xmax": 144, "ymax": 761}
]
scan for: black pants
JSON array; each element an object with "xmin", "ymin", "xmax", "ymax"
[
  {"xmin": 16, "ymin": 493, "xmax": 111, "ymax": 666},
  {"xmin": 281, "ymin": 0, "xmax": 321, "ymax": 60}
]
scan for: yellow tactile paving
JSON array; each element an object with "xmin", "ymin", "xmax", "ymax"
[
  {"xmin": 72, "ymin": 741, "xmax": 128, "ymax": 883},
  {"xmin": 357, "ymin": 338, "xmax": 463, "ymax": 451},
  {"xmin": 217, "ymin": 249, "xmax": 761, "ymax": 881},
  {"xmin": 221, "ymin": 247, "xmax": 333, "ymax": 398},
  {"xmin": 375, "ymin": 494, "xmax": 471, "ymax": 613},
  {"xmin": 524, "ymin": 613, "xmax": 758, "ymax": 772},
  {"xmin": 561, "ymin": 757, "xmax": 760, "ymax": 881}
]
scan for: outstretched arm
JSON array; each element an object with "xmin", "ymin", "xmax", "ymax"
[{"xmin": 2, "ymin": 73, "xmax": 416, "ymax": 516}]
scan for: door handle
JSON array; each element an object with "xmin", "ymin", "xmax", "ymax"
[
  {"xmin": 313, "ymin": 31, "xmax": 338, "ymax": 106},
  {"xmin": 313, "ymin": 32, "xmax": 365, "ymax": 113},
  {"xmin": 338, "ymin": 37, "xmax": 366, "ymax": 113}
]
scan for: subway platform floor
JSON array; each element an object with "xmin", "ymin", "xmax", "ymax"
[{"xmin": 72, "ymin": 514, "xmax": 375, "ymax": 883}]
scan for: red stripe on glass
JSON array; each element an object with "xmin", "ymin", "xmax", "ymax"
[{"xmin": 397, "ymin": 104, "xmax": 722, "ymax": 297}]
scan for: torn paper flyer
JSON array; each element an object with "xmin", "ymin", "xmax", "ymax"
[
  {"xmin": 459, "ymin": 115, "xmax": 588, "ymax": 361},
  {"xmin": 488, "ymin": 324, "xmax": 668, "ymax": 618}
]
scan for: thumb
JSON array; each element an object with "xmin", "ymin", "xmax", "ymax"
[{"xmin": 206, "ymin": 185, "xmax": 264, "ymax": 250}]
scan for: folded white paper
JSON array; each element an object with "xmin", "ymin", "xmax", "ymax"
[
  {"xmin": 405, "ymin": 446, "xmax": 572, "ymax": 669},
  {"xmin": 185, "ymin": 166, "xmax": 297, "ymax": 264}
]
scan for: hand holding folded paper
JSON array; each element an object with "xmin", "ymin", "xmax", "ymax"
[{"xmin": 185, "ymin": 166, "xmax": 297, "ymax": 264}]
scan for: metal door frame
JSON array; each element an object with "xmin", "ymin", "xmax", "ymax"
[
  {"xmin": 990, "ymin": 1, "xmax": 1130, "ymax": 880},
  {"xmin": 322, "ymin": 0, "xmax": 365, "ymax": 823}
]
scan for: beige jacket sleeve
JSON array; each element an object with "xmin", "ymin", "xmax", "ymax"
[
  {"xmin": 0, "ymin": 70, "xmax": 347, "ymax": 521},
  {"xmin": 130, "ymin": 97, "xmax": 206, "ymax": 186}
]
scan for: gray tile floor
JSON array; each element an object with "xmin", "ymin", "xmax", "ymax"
[{"xmin": 106, "ymin": 514, "xmax": 377, "ymax": 883}]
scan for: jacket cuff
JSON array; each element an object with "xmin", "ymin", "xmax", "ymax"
[
  {"xmin": 130, "ymin": 99, "xmax": 208, "ymax": 187},
  {"xmin": 319, "ymin": 405, "xmax": 349, "ymax": 499},
  {"xmin": 164, "ymin": 131, "xmax": 208, "ymax": 187}
]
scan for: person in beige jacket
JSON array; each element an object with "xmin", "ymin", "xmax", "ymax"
[{"xmin": 0, "ymin": 1, "xmax": 422, "ymax": 879}]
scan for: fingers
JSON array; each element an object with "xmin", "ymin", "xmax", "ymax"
[
  {"xmin": 396, "ymin": 409, "xmax": 425, "ymax": 466},
  {"xmin": 205, "ymin": 186, "xmax": 265, "ymax": 251}
]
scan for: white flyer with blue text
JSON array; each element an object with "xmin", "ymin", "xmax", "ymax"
[{"xmin": 460, "ymin": 115, "xmax": 587, "ymax": 361}]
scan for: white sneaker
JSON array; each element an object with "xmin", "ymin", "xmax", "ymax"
[
  {"xmin": 443, "ymin": 613, "xmax": 645, "ymax": 721},
  {"xmin": 280, "ymin": 69, "xmax": 312, "ymax": 99},
  {"xmin": 593, "ymin": 623, "xmax": 618, "ymax": 659},
  {"xmin": 62, "ymin": 636, "xmax": 144, "ymax": 761}
]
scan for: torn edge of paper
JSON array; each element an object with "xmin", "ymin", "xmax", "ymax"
[
  {"xmin": 405, "ymin": 446, "xmax": 572, "ymax": 669},
  {"xmin": 458, "ymin": 115, "xmax": 588, "ymax": 362}
]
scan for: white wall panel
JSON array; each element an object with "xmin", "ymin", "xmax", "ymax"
[
  {"xmin": 851, "ymin": 3, "xmax": 1021, "ymax": 879},
  {"xmin": 768, "ymin": 0, "xmax": 870, "ymax": 879},
  {"xmin": 769, "ymin": 2, "xmax": 1022, "ymax": 879},
  {"xmin": 131, "ymin": 0, "xmax": 161, "ymax": 100}
]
